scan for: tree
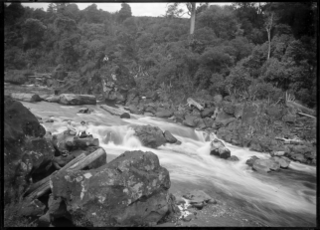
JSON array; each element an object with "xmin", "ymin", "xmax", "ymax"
[
  {"xmin": 118, "ymin": 3, "xmax": 132, "ymax": 23},
  {"xmin": 21, "ymin": 18, "xmax": 47, "ymax": 50}
]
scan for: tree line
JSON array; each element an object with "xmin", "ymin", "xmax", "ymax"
[{"xmin": 4, "ymin": 2, "xmax": 317, "ymax": 107}]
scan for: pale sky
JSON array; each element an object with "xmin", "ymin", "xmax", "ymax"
[{"xmin": 21, "ymin": 2, "xmax": 231, "ymax": 18}]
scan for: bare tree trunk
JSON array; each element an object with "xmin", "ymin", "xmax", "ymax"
[
  {"xmin": 190, "ymin": 3, "xmax": 196, "ymax": 37},
  {"xmin": 266, "ymin": 13, "xmax": 274, "ymax": 60}
]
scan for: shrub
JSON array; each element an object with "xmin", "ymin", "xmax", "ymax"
[{"xmin": 4, "ymin": 70, "xmax": 28, "ymax": 85}]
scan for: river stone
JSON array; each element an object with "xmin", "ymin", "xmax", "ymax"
[
  {"xmin": 228, "ymin": 155, "xmax": 240, "ymax": 161},
  {"xmin": 155, "ymin": 109, "xmax": 173, "ymax": 118},
  {"xmin": 59, "ymin": 94, "xmax": 96, "ymax": 105},
  {"xmin": 51, "ymin": 150, "xmax": 172, "ymax": 227},
  {"xmin": 210, "ymin": 138, "xmax": 231, "ymax": 159},
  {"xmin": 42, "ymin": 95, "xmax": 60, "ymax": 103},
  {"xmin": 78, "ymin": 107, "xmax": 93, "ymax": 114},
  {"xmin": 132, "ymin": 125, "xmax": 166, "ymax": 148},
  {"xmin": 271, "ymin": 156, "xmax": 290, "ymax": 169},
  {"xmin": 182, "ymin": 190, "xmax": 215, "ymax": 204},
  {"xmin": 120, "ymin": 113, "xmax": 130, "ymax": 119},
  {"xmin": 246, "ymin": 156, "xmax": 259, "ymax": 167},
  {"xmin": 163, "ymin": 130, "xmax": 178, "ymax": 144},
  {"xmin": 252, "ymin": 159, "xmax": 280, "ymax": 173}
]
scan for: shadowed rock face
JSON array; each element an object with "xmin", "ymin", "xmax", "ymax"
[{"xmin": 51, "ymin": 150, "xmax": 172, "ymax": 227}]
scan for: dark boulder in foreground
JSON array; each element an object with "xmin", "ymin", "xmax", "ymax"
[
  {"xmin": 132, "ymin": 125, "xmax": 166, "ymax": 148},
  {"xmin": 4, "ymin": 96, "xmax": 51, "ymax": 189},
  {"xmin": 51, "ymin": 150, "xmax": 174, "ymax": 227},
  {"xmin": 210, "ymin": 138, "xmax": 231, "ymax": 159}
]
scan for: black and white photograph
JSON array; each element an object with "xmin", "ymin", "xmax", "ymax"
[{"xmin": 3, "ymin": 1, "xmax": 317, "ymax": 227}]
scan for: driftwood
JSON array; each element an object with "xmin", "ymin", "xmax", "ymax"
[
  {"xmin": 187, "ymin": 97, "xmax": 204, "ymax": 111},
  {"xmin": 285, "ymin": 92, "xmax": 316, "ymax": 118},
  {"xmin": 24, "ymin": 148, "xmax": 106, "ymax": 201},
  {"xmin": 275, "ymin": 137, "xmax": 304, "ymax": 145}
]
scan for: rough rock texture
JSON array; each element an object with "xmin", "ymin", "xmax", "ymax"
[
  {"xmin": 252, "ymin": 159, "xmax": 280, "ymax": 173},
  {"xmin": 59, "ymin": 94, "xmax": 96, "ymax": 105},
  {"xmin": 210, "ymin": 138, "xmax": 231, "ymax": 159},
  {"xmin": 182, "ymin": 190, "xmax": 216, "ymax": 209},
  {"xmin": 271, "ymin": 156, "xmax": 290, "ymax": 169},
  {"xmin": 41, "ymin": 95, "xmax": 60, "ymax": 103},
  {"xmin": 4, "ymin": 96, "xmax": 49, "ymax": 190},
  {"xmin": 163, "ymin": 130, "xmax": 178, "ymax": 144},
  {"xmin": 201, "ymin": 107, "xmax": 215, "ymax": 118},
  {"xmin": 51, "ymin": 151, "xmax": 172, "ymax": 227},
  {"xmin": 132, "ymin": 125, "xmax": 166, "ymax": 148}
]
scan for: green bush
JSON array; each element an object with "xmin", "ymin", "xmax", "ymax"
[{"xmin": 4, "ymin": 70, "xmax": 28, "ymax": 85}]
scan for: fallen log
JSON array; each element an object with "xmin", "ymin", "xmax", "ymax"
[
  {"xmin": 275, "ymin": 137, "xmax": 304, "ymax": 145},
  {"xmin": 187, "ymin": 97, "xmax": 204, "ymax": 111},
  {"xmin": 24, "ymin": 148, "xmax": 105, "ymax": 200},
  {"xmin": 11, "ymin": 93, "xmax": 42, "ymax": 102},
  {"xmin": 297, "ymin": 112, "xmax": 316, "ymax": 120}
]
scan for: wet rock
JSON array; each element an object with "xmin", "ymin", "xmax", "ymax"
[
  {"xmin": 246, "ymin": 156, "xmax": 259, "ymax": 167},
  {"xmin": 120, "ymin": 113, "xmax": 130, "ymax": 119},
  {"xmin": 132, "ymin": 125, "xmax": 166, "ymax": 149},
  {"xmin": 41, "ymin": 95, "xmax": 60, "ymax": 103},
  {"xmin": 182, "ymin": 213, "xmax": 195, "ymax": 222},
  {"xmin": 59, "ymin": 94, "xmax": 96, "ymax": 105},
  {"xmin": 78, "ymin": 107, "xmax": 93, "ymax": 114},
  {"xmin": 163, "ymin": 130, "xmax": 178, "ymax": 144},
  {"xmin": 271, "ymin": 156, "xmax": 290, "ymax": 169},
  {"xmin": 51, "ymin": 150, "xmax": 171, "ymax": 227},
  {"xmin": 228, "ymin": 155, "xmax": 240, "ymax": 161},
  {"xmin": 252, "ymin": 159, "xmax": 280, "ymax": 173},
  {"xmin": 183, "ymin": 115, "xmax": 197, "ymax": 127},
  {"xmin": 175, "ymin": 196, "xmax": 186, "ymax": 205},
  {"xmin": 210, "ymin": 138, "xmax": 231, "ymax": 159},
  {"xmin": 182, "ymin": 190, "xmax": 215, "ymax": 205},
  {"xmin": 194, "ymin": 118, "xmax": 206, "ymax": 130}
]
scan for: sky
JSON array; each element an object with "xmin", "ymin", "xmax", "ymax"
[{"xmin": 21, "ymin": 2, "xmax": 231, "ymax": 18}]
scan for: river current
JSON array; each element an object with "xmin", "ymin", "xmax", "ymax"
[{"xmin": 22, "ymin": 101, "xmax": 317, "ymax": 227}]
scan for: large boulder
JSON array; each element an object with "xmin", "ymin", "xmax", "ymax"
[
  {"xmin": 4, "ymin": 96, "xmax": 48, "ymax": 190},
  {"xmin": 245, "ymin": 156, "xmax": 259, "ymax": 167},
  {"xmin": 210, "ymin": 138, "xmax": 231, "ymax": 159},
  {"xmin": 271, "ymin": 156, "xmax": 291, "ymax": 169},
  {"xmin": 252, "ymin": 159, "xmax": 280, "ymax": 173},
  {"xmin": 51, "ymin": 151, "xmax": 172, "ymax": 227},
  {"xmin": 132, "ymin": 125, "xmax": 166, "ymax": 148},
  {"xmin": 59, "ymin": 94, "xmax": 96, "ymax": 105}
]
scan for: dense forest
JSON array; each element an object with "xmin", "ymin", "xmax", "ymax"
[{"xmin": 4, "ymin": 2, "xmax": 317, "ymax": 108}]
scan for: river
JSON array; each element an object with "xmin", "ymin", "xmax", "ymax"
[{"xmin": 22, "ymin": 101, "xmax": 317, "ymax": 227}]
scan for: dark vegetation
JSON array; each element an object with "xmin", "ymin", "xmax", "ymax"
[{"xmin": 4, "ymin": 2, "xmax": 317, "ymax": 108}]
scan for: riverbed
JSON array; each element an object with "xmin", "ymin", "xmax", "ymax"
[{"xmin": 21, "ymin": 100, "xmax": 317, "ymax": 227}]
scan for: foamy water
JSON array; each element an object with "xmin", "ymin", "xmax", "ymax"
[{"xmin": 22, "ymin": 101, "xmax": 317, "ymax": 227}]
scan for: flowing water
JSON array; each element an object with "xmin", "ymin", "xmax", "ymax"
[{"xmin": 22, "ymin": 101, "xmax": 317, "ymax": 227}]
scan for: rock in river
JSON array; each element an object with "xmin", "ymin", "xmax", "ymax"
[
  {"xmin": 210, "ymin": 138, "xmax": 231, "ymax": 159},
  {"xmin": 51, "ymin": 150, "xmax": 173, "ymax": 227},
  {"xmin": 132, "ymin": 125, "xmax": 166, "ymax": 148},
  {"xmin": 59, "ymin": 94, "xmax": 96, "ymax": 105}
]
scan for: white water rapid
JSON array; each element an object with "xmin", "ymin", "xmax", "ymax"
[{"xmin": 22, "ymin": 101, "xmax": 317, "ymax": 227}]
